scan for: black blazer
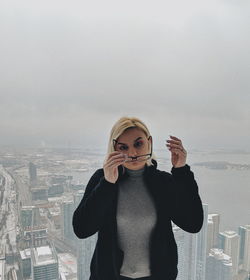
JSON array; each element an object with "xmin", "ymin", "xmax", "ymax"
[{"xmin": 72, "ymin": 160, "xmax": 204, "ymax": 280}]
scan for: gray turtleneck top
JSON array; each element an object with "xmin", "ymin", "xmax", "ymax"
[{"xmin": 116, "ymin": 165, "xmax": 157, "ymax": 278}]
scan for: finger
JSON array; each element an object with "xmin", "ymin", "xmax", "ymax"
[
  {"xmin": 105, "ymin": 157, "xmax": 126, "ymax": 168},
  {"xmin": 104, "ymin": 152, "xmax": 119, "ymax": 163},
  {"xmin": 169, "ymin": 147, "xmax": 186, "ymax": 154},
  {"xmin": 165, "ymin": 144, "xmax": 184, "ymax": 150},
  {"xmin": 169, "ymin": 135, "xmax": 182, "ymax": 142},
  {"xmin": 166, "ymin": 139, "xmax": 181, "ymax": 144},
  {"xmin": 110, "ymin": 153, "xmax": 125, "ymax": 159},
  {"xmin": 105, "ymin": 152, "xmax": 124, "ymax": 163},
  {"xmin": 166, "ymin": 143, "xmax": 184, "ymax": 150},
  {"xmin": 106, "ymin": 160, "xmax": 125, "ymax": 169},
  {"xmin": 105, "ymin": 159, "xmax": 125, "ymax": 169},
  {"xmin": 106, "ymin": 153, "xmax": 126, "ymax": 163},
  {"xmin": 106, "ymin": 151, "xmax": 123, "ymax": 159}
]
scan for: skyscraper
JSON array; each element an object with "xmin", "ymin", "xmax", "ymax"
[
  {"xmin": 31, "ymin": 243, "xmax": 59, "ymax": 280},
  {"xmin": 29, "ymin": 162, "xmax": 37, "ymax": 186},
  {"xmin": 207, "ymin": 213, "xmax": 220, "ymax": 251},
  {"xmin": 61, "ymin": 199, "xmax": 76, "ymax": 242},
  {"xmin": 219, "ymin": 230, "xmax": 240, "ymax": 276},
  {"xmin": 238, "ymin": 225, "xmax": 250, "ymax": 273},
  {"xmin": 173, "ymin": 203, "xmax": 208, "ymax": 280},
  {"xmin": 73, "ymin": 190, "xmax": 97, "ymax": 280},
  {"xmin": 205, "ymin": 248, "xmax": 233, "ymax": 280}
]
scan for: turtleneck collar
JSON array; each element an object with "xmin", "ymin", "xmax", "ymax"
[
  {"xmin": 117, "ymin": 159, "xmax": 157, "ymax": 181},
  {"xmin": 124, "ymin": 164, "xmax": 146, "ymax": 177}
]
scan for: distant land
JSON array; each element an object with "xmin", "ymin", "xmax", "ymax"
[{"xmin": 193, "ymin": 161, "xmax": 250, "ymax": 170}]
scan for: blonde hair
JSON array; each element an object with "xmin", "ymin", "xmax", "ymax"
[{"xmin": 107, "ymin": 116, "xmax": 157, "ymax": 167}]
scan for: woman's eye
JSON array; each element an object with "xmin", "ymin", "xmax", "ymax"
[
  {"xmin": 119, "ymin": 146, "xmax": 128, "ymax": 151},
  {"xmin": 135, "ymin": 141, "xmax": 143, "ymax": 148}
]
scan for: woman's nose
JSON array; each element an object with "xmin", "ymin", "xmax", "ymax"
[{"xmin": 128, "ymin": 146, "xmax": 137, "ymax": 157}]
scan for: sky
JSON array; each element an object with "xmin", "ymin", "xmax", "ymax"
[{"xmin": 0, "ymin": 0, "xmax": 249, "ymax": 152}]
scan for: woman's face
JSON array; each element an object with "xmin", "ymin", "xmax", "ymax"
[{"xmin": 114, "ymin": 127, "xmax": 152, "ymax": 170}]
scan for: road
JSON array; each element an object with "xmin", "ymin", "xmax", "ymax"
[{"xmin": 0, "ymin": 165, "xmax": 19, "ymax": 276}]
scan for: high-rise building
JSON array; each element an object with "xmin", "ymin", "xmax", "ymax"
[
  {"xmin": 23, "ymin": 227, "xmax": 48, "ymax": 249},
  {"xmin": 173, "ymin": 225, "xmax": 186, "ymax": 279},
  {"xmin": 73, "ymin": 190, "xmax": 84, "ymax": 206},
  {"xmin": 219, "ymin": 230, "xmax": 240, "ymax": 276},
  {"xmin": 173, "ymin": 203, "xmax": 208, "ymax": 280},
  {"xmin": 207, "ymin": 219, "xmax": 214, "ymax": 257},
  {"xmin": 76, "ymin": 235, "xmax": 97, "ymax": 280},
  {"xmin": 48, "ymin": 183, "xmax": 64, "ymax": 197},
  {"xmin": 61, "ymin": 191, "xmax": 86, "ymax": 243},
  {"xmin": 30, "ymin": 243, "xmax": 59, "ymax": 280},
  {"xmin": 205, "ymin": 248, "xmax": 233, "ymax": 280},
  {"xmin": 207, "ymin": 213, "xmax": 220, "ymax": 253},
  {"xmin": 29, "ymin": 162, "xmax": 37, "ymax": 186},
  {"xmin": 73, "ymin": 190, "xmax": 97, "ymax": 280},
  {"xmin": 19, "ymin": 206, "xmax": 47, "ymax": 249},
  {"xmin": 238, "ymin": 225, "xmax": 250, "ymax": 272},
  {"xmin": 31, "ymin": 186, "xmax": 48, "ymax": 201},
  {"xmin": 19, "ymin": 248, "xmax": 31, "ymax": 279},
  {"xmin": 61, "ymin": 199, "xmax": 76, "ymax": 242},
  {"xmin": 0, "ymin": 260, "xmax": 5, "ymax": 280},
  {"xmin": 20, "ymin": 206, "xmax": 35, "ymax": 229}
]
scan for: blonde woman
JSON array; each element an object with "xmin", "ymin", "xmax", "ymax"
[{"xmin": 73, "ymin": 116, "xmax": 204, "ymax": 280}]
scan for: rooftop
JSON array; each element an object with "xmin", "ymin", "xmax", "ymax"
[{"xmin": 33, "ymin": 245, "xmax": 57, "ymax": 266}]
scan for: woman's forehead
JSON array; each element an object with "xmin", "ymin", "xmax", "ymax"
[{"xmin": 118, "ymin": 128, "xmax": 146, "ymax": 142}]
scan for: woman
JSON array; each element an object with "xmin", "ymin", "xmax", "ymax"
[{"xmin": 72, "ymin": 116, "xmax": 204, "ymax": 280}]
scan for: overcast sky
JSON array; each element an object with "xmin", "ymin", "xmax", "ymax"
[{"xmin": 0, "ymin": 0, "xmax": 249, "ymax": 152}]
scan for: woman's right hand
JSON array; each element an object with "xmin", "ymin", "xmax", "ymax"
[{"xmin": 103, "ymin": 151, "xmax": 126, "ymax": 184}]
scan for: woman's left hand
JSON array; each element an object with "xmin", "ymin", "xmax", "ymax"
[{"xmin": 166, "ymin": 135, "xmax": 187, "ymax": 168}]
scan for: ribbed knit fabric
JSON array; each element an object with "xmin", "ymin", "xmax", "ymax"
[{"xmin": 116, "ymin": 165, "xmax": 157, "ymax": 279}]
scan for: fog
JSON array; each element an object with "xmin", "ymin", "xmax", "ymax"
[{"xmin": 0, "ymin": 0, "xmax": 249, "ymax": 151}]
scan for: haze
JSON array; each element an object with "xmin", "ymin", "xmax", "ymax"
[{"xmin": 0, "ymin": 0, "xmax": 249, "ymax": 151}]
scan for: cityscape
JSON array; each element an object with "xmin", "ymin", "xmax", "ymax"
[{"xmin": 0, "ymin": 146, "xmax": 249, "ymax": 280}]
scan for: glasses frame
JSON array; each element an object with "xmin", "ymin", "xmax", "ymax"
[{"xmin": 112, "ymin": 135, "xmax": 152, "ymax": 162}]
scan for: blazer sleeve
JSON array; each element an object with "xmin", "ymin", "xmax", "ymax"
[
  {"xmin": 72, "ymin": 168, "xmax": 117, "ymax": 239},
  {"xmin": 164, "ymin": 164, "xmax": 204, "ymax": 233}
]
